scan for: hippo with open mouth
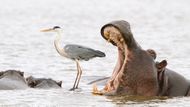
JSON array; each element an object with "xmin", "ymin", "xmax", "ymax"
[{"xmin": 93, "ymin": 20, "xmax": 159, "ymax": 96}]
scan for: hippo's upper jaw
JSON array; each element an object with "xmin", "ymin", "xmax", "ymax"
[
  {"xmin": 103, "ymin": 26, "xmax": 126, "ymax": 50},
  {"xmin": 93, "ymin": 20, "xmax": 159, "ymax": 96}
]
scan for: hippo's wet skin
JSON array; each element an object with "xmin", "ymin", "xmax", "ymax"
[
  {"xmin": 0, "ymin": 70, "xmax": 62, "ymax": 90},
  {"xmin": 89, "ymin": 49, "xmax": 157, "ymax": 86},
  {"xmin": 26, "ymin": 76, "xmax": 62, "ymax": 89},
  {"xmin": 0, "ymin": 70, "xmax": 28, "ymax": 90},
  {"xmin": 156, "ymin": 60, "xmax": 190, "ymax": 96},
  {"xmin": 93, "ymin": 20, "xmax": 159, "ymax": 96}
]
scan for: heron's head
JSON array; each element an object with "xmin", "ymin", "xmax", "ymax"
[{"xmin": 40, "ymin": 26, "xmax": 62, "ymax": 33}]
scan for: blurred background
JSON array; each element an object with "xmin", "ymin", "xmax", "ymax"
[{"xmin": 0, "ymin": 0, "xmax": 190, "ymax": 106}]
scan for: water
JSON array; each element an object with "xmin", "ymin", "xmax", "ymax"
[{"xmin": 0, "ymin": 0, "xmax": 190, "ymax": 106}]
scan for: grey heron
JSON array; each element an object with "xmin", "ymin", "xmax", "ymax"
[{"xmin": 41, "ymin": 26, "xmax": 106, "ymax": 90}]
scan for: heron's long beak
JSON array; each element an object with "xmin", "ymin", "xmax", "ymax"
[{"xmin": 40, "ymin": 28, "xmax": 54, "ymax": 32}]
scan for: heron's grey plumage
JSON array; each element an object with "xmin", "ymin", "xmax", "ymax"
[{"xmin": 64, "ymin": 44, "xmax": 105, "ymax": 61}]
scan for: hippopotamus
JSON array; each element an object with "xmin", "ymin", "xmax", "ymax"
[
  {"xmin": 156, "ymin": 60, "xmax": 190, "ymax": 96},
  {"xmin": 89, "ymin": 49, "xmax": 157, "ymax": 86},
  {"xmin": 0, "ymin": 70, "xmax": 28, "ymax": 90},
  {"xmin": 93, "ymin": 20, "xmax": 159, "ymax": 96},
  {"xmin": 26, "ymin": 76, "xmax": 62, "ymax": 89}
]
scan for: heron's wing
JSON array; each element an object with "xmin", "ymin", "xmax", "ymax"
[{"xmin": 64, "ymin": 44, "xmax": 105, "ymax": 60}]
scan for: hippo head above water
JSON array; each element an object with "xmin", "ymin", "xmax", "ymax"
[
  {"xmin": 0, "ymin": 70, "xmax": 28, "ymax": 90},
  {"xmin": 93, "ymin": 20, "xmax": 159, "ymax": 96},
  {"xmin": 26, "ymin": 76, "xmax": 62, "ymax": 88},
  {"xmin": 0, "ymin": 70, "xmax": 24, "ymax": 79},
  {"xmin": 155, "ymin": 60, "xmax": 190, "ymax": 97}
]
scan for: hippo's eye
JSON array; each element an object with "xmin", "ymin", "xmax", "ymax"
[
  {"xmin": 0, "ymin": 72, "xmax": 4, "ymax": 76},
  {"xmin": 29, "ymin": 82, "xmax": 36, "ymax": 88}
]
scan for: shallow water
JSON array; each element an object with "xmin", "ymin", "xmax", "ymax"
[{"xmin": 0, "ymin": 0, "xmax": 190, "ymax": 106}]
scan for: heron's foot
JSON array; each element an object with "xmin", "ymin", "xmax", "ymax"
[
  {"xmin": 69, "ymin": 87, "xmax": 76, "ymax": 91},
  {"xmin": 69, "ymin": 87, "xmax": 83, "ymax": 92},
  {"xmin": 69, "ymin": 87, "xmax": 79, "ymax": 91}
]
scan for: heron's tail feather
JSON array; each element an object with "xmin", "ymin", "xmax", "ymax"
[{"xmin": 95, "ymin": 50, "xmax": 106, "ymax": 57}]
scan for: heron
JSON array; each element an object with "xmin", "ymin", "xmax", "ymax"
[{"xmin": 41, "ymin": 26, "xmax": 106, "ymax": 90}]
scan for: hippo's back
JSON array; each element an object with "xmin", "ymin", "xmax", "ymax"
[
  {"xmin": 0, "ymin": 77, "xmax": 28, "ymax": 90},
  {"xmin": 165, "ymin": 69, "xmax": 190, "ymax": 96},
  {"xmin": 34, "ymin": 80, "xmax": 61, "ymax": 89}
]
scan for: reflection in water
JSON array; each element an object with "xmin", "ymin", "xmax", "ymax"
[
  {"xmin": 0, "ymin": 0, "xmax": 190, "ymax": 106},
  {"xmin": 106, "ymin": 95, "xmax": 168, "ymax": 104}
]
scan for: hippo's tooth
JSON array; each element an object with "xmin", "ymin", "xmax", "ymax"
[
  {"xmin": 92, "ymin": 84, "xmax": 98, "ymax": 93},
  {"xmin": 120, "ymin": 38, "xmax": 124, "ymax": 42},
  {"xmin": 107, "ymin": 39, "xmax": 111, "ymax": 43},
  {"xmin": 92, "ymin": 84, "xmax": 103, "ymax": 95},
  {"xmin": 104, "ymin": 32, "xmax": 110, "ymax": 38}
]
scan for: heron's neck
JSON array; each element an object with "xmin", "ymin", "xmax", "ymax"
[{"xmin": 54, "ymin": 31, "xmax": 67, "ymax": 57}]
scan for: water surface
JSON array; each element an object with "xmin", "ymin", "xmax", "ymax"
[{"xmin": 0, "ymin": 0, "xmax": 190, "ymax": 106}]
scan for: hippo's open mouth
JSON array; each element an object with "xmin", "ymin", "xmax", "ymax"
[
  {"xmin": 104, "ymin": 26, "xmax": 126, "ymax": 69},
  {"xmin": 93, "ymin": 26, "xmax": 129, "ymax": 94},
  {"xmin": 93, "ymin": 20, "xmax": 159, "ymax": 96}
]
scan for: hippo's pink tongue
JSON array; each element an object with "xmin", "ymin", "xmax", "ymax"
[
  {"xmin": 113, "ymin": 42, "xmax": 128, "ymax": 76},
  {"xmin": 98, "ymin": 42, "xmax": 128, "ymax": 94},
  {"xmin": 108, "ymin": 47, "xmax": 124, "ymax": 81},
  {"xmin": 102, "ymin": 43, "xmax": 127, "ymax": 91},
  {"xmin": 112, "ymin": 48, "xmax": 124, "ymax": 75}
]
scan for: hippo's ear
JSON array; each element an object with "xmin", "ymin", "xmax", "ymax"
[
  {"xmin": 26, "ymin": 76, "xmax": 32, "ymax": 82},
  {"xmin": 156, "ymin": 60, "xmax": 167, "ymax": 70},
  {"xmin": 26, "ymin": 76, "xmax": 37, "ymax": 88},
  {"xmin": 57, "ymin": 81, "xmax": 62, "ymax": 87},
  {"xmin": 159, "ymin": 60, "xmax": 167, "ymax": 68},
  {"xmin": 157, "ymin": 60, "xmax": 168, "ymax": 91},
  {"xmin": 146, "ymin": 49, "xmax": 157, "ymax": 60}
]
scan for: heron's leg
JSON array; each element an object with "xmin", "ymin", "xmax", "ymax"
[
  {"xmin": 75, "ymin": 61, "xmax": 82, "ymax": 89},
  {"xmin": 69, "ymin": 59, "xmax": 80, "ymax": 91}
]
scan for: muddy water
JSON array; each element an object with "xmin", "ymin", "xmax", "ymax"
[{"xmin": 0, "ymin": 0, "xmax": 190, "ymax": 106}]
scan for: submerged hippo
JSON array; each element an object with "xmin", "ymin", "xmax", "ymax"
[
  {"xmin": 0, "ymin": 70, "xmax": 28, "ymax": 90},
  {"xmin": 26, "ymin": 76, "xmax": 62, "ymax": 89},
  {"xmin": 156, "ymin": 60, "xmax": 190, "ymax": 96},
  {"xmin": 93, "ymin": 20, "xmax": 159, "ymax": 96}
]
